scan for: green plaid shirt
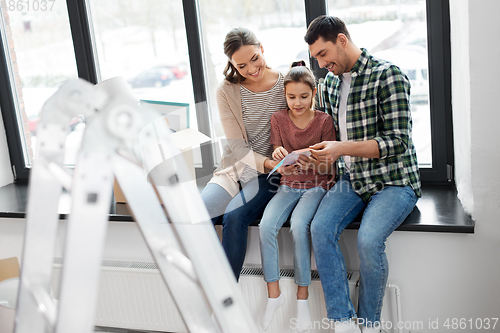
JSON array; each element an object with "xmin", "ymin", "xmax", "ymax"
[{"xmin": 322, "ymin": 48, "xmax": 421, "ymax": 201}]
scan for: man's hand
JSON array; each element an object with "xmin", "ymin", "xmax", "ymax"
[
  {"xmin": 309, "ymin": 141, "xmax": 344, "ymax": 163},
  {"xmin": 310, "ymin": 140, "xmax": 381, "ymax": 163},
  {"xmin": 272, "ymin": 146, "xmax": 288, "ymax": 161}
]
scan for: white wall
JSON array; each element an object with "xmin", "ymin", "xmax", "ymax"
[
  {"xmin": 1, "ymin": 1, "xmax": 500, "ymax": 332},
  {"xmin": 451, "ymin": 0, "xmax": 473, "ymax": 214}
]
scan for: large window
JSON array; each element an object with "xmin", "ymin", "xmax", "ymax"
[
  {"xmin": 0, "ymin": 0, "xmax": 452, "ymax": 184},
  {"xmin": 87, "ymin": 0, "xmax": 196, "ymax": 127},
  {"xmin": 87, "ymin": 0, "xmax": 206, "ymax": 168},
  {"xmin": 0, "ymin": 0, "xmax": 79, "ymax": 171}
]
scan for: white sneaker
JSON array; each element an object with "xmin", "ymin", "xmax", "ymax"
[
  {"xmin": 260, "ymin": 293, "xmax": 285, "ymax": 331},
  {"xmin": 295, "ymin": 299, "xmax": 312, "ymax": 332}
]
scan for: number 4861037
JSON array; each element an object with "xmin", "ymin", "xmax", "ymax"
[
  {"xmin": 8, "ymin": 0, "xmax": 56, "ymax": 11},
  {"xmin": 443, "ymin": 318, "xmax": 498, "ymax": 330}
]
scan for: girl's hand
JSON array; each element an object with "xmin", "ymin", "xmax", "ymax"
[
  {"xmin": 278, "ymin": 164, "xmax": 301, "ymax": 176},
  {"xmin": 296, "ymin": 154, "xmax": 333, "ymax": 176},
  {"xmin": 272, "ymin": 146, "xmax": 288, "ymax": 161},
  {"xmin": 296, "ymin": 154, "xmax": 319, "ymax": 171}
]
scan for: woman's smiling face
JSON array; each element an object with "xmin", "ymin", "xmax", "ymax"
[{"xmin": 231, "ymin": 44, "xmax": 266, "ymax": 83}]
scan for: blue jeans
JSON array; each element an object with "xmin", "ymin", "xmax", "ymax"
[
  {"xmin": 201, "ymin": 174, "xmax": 281, "ymax": 280},
  {"xmin": 311, "ymin": 174, "xmax": 418, "ymax": 325},
  {"xmin": 259, "ymin": 185, "xmax": 326, "ymax": 286}
]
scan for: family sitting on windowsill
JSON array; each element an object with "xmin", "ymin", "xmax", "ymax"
[{"xmin": 201, "ymin": 16, "xmax": 421, "ymax": 333}]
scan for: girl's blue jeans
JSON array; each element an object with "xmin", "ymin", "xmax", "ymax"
[
  {"xmin": 259, "ymin": 185, "xmax": 327, "ymax": 286},
  {"xmin": 200, "ymin": 174, "xmax": 280, "ymax": 280},
  {"xmin": 311, "ymin": 174, "xmax": 418, "ymax": 325}
]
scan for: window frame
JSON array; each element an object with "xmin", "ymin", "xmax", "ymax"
[
  {"xmin": 0, "ymin": 2, "xmax": 34, "ymax": 181},
  {"xmin": 182, "ymin": 0, "xmax": 215, "ymax": 180},
  {"xmin": 0, "ymin": 0, "xmax": 453, "ymax": 185}
]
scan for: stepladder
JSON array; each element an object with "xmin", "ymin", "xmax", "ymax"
[{"xmin": 15, "ymin": 77, "xmax": 260, "ymax": 333}]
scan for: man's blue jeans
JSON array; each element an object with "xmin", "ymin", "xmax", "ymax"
[
  {"xmin": 311, "ymin": 174, "xmax": 418, "ymax": 325},
  {"xmin": 259, "ymin": 185, "xmax": 326, "ymax": 286},
  {"xmin": 201, "ymin": 174, "xmax": 280, "ymax": 280}
]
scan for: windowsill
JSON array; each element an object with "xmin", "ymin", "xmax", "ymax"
[{"xmin": 0, "ymin": 182, "xmax": 474, "ymax": 233}]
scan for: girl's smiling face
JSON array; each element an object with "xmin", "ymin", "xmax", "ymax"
[
  {"xmin": 231, "ymin": 45, "xmax": 266, "ymax": 83},
  {"xmin": 285, "ymin": 81, "xmax": 316, "ymax": 118}
]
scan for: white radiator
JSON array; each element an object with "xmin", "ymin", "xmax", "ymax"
[{"xmin": 51, "ymin": 259, "xmax": 396, "ymax": 333}]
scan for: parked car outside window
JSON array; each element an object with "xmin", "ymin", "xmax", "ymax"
[
  {"xmin": 153, "ymin": 63, "xmax": 188, "ymax": 80},
  {"xmin": 128, "ymin": 67, "xmax": 175, "ymax": 88}
]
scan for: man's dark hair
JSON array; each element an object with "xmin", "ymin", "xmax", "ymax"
[{"xmin": 304, "ymin": 15, "xmax": 351, "ymax": 45}]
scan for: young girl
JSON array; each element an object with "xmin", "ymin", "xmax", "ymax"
[{"xmin": 259, "ymin": 61, "xmax": 335, "ymax": 332}]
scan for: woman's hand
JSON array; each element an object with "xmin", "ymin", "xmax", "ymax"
[
  {"xmin": 272, "ymin": 146, "xmax": 288, "ymax": 161},
  {"xmin": 264, "ymin": 158, "xmax": 279, "ymax": 171}
]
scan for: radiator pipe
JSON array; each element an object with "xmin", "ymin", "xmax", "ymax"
[{"xmin": 386, "ymin": 283, "xmax": 403, "ymax": 333}]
